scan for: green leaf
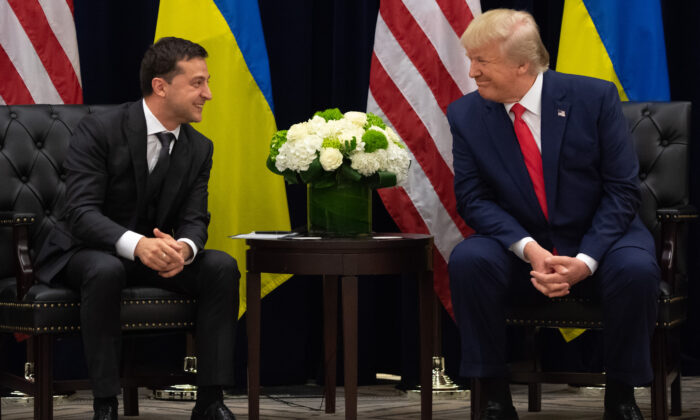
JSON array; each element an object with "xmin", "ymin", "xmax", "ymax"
[
  {"xmin": 369, "ymin": 171, "xmax": 397, "ymax": 188},
  {"xmin": 283, "ymin": 170, "xmax": 301, "ymax": 184},
  {"xmin": 339, "ymin": 164, "xmax": 362, "ymax": 183},
  {"xmin": 266, "ymin": 155, "xmax": 283, "ymax": 175},
  {"xmin": 299, "ymin": 158, "xmax": 324, "ymax": 183}
]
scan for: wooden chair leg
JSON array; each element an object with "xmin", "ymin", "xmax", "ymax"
[
  {"xmin": 32, "ymin": 335, "xmax": 53, "ymax": 420},
  {"xmin": 671, "ymin": 372, "xmax": 681, "ymax": 416},
  {"xmin": 471, "ymin": 378, "xmax": 481, "ymax": 420},
  {"xmin": 525, "ymin": 326, "xmax": 541, "ymax": 412},
  {"xmin": 651, "ymin": 329, "xmax": 668, "ymax": 420},
  {"xmin": 121, "ymin": 338, "xmax": 139, "ymax": 416}
]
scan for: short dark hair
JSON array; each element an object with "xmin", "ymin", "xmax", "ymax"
[{"xmin": 139, "ymin": 37, "xmax": 208, "ymax": 96}]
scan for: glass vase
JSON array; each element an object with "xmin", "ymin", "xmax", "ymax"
[{"xmin": 307, "ymin": 182, "xmax": 372, "ymax": 236}]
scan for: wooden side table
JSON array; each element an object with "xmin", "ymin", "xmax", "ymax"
[{"xmin": 245, "ymin": 233, "xmax": 434, "ymax": 420}]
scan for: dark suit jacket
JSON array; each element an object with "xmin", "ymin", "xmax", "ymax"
[
  {"xmin": 36, "ymin": 101, "xmax": 213, "ymax": 284},
  {"xmin": 447, "ymin": 70, "xmax": 654, "ymax": 262}
]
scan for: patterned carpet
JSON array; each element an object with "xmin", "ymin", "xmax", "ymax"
[{"xmin": 2, "ymin": 378, "xmax": 699, "ymax": 419}]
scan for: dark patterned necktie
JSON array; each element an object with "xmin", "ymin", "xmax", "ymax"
[{"xmin": 147, "ymin": 131, "xmax": 174, "ymax": 199}]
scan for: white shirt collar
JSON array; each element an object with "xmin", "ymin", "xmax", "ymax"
[
  {"xmin": 142, "ymin": 99, "xmax": 181, "ymax": 139},
  {"xmin": 504, "ymin": 72, "xmax": 544, "ymax": 116}
]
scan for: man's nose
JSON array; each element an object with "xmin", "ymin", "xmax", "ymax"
[
  {"xmin": 202, "ymin": 82, "xmax": 213, "ymax": 100},
  {"xmin": 468, "ymin": 61, "xmax": 480, "ymax": 78}
]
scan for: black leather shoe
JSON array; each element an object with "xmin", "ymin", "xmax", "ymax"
[
  {"xmin": 479, "ymin": 400, "xmax": 519, "ymax": 420},
  {"xmin": 603, "ymin": 402, "xmax": 644, "ymax": 420},
  {"xmin": 191, "ymin": 400, "xmax": 236, "ymax": 420},
  {"xmin": 92, "ymin": 404, "xmax": 118, "ymax": 420}
]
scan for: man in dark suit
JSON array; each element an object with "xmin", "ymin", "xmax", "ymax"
[
  {"xmin": 447, "ymin": 9, "xmax": 658, "ymax": 420},
  {"xmin": 35, "ymin": 37, "xmax": 239, "ymax": 420}
]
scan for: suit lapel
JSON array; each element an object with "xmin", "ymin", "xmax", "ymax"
[
  {"xmin": 483, "ymin": 100, "xmax": 544, "ymax": 220},
  {"xmin": 124, "ymin": 101, "xmax": 149, "ymax": 212},
  {"xmin": 156, "ymin": 126, "xmax": 190, "ymax": 225},
  {"xmin": 540, "ymin": 71, "xmax": 569, "ymax": 218}
]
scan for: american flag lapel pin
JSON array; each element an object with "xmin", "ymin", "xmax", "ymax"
[{"xmin": 557, "ymin": 109, "xmax": 566, "ymax": 117}]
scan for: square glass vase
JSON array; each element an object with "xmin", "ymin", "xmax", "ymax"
[{"xmin": 307, "ymin": 182, "xmax": 372, "ymax": 236}]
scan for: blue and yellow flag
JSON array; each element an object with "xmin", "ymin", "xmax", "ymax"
[
  {"xmin": 556, "ymin": 0, "xmax": 669, "ymax": 342},
  {"xmin": 155, "ymin": 0, "xmax": 291, "ymax": 318},
  {"xmin": 556, "ymin": 0, "xmax": 670, "ymax": 101}
]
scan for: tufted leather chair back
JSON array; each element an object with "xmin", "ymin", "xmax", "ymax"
[
  {"xmin": 0, "ymin": 105, "xmax": 113, "ymax": 279},
  {"xmin": 624, "ymin": 102, "xmax": 691, "ymax": 237}
]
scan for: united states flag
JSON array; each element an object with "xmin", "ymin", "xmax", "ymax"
[
  {"xmin": 0, "ymin": 0, "xmax": 82, "ymax": 105},
  {"xmin": 368, "ymin": 0, "xmax": 481, "ymax": 317}
]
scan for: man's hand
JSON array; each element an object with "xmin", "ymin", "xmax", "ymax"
[
  {"xmin": 530, "ymin": 255, "xmax": 591, "ymax": 298},
  {"xmin": 134, "ymin": 228, "xmax": 188, "ymax": 278},
  {"xmin": 523, "ymin": 241, "xmax": 569, "ymax": 298}
]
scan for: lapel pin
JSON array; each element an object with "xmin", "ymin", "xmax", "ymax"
[{"xmin": 557, "ymin": 109, "xmax": 566, "ymax": 117}]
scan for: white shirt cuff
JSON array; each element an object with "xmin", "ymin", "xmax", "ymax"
[
  {"xmin": 575, "ymin": 253, "xmax": 598, "ymax": 275},
  {"xmin": 178, "ymin": 238, "xmax": 198, "ymax": 265},
  {"xmin": 115, "ymin": 230, "xmax": 144, "ymax": 261},
  {"xmin": 509, "ymin": 237, "xmax": 535, "ymax": 262}
]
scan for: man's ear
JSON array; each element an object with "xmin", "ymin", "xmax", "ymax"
[
  {"xmin": 151, "ymin": 78, "xmax": 167, "ymax": 97},
  {"xmin": 517, "ymin": 61, "xmax": 531, "ymax": 75}
]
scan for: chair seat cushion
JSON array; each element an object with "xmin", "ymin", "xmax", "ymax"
[{"xmin": 0, "ymin": 278, "xmax": 196, "ymax": 334}]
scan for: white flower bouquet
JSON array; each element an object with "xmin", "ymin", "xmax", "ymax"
[{"xmin": 267, "ymin": 108, "xmax": 410, "ymax": 189}]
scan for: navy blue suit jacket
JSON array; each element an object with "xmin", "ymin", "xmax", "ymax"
[{"xmin": 447, "ymin": 70, "xmax": 654, "ymax": 262}]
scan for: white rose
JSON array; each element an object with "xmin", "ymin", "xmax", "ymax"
[
  {"xmin": 286, "ymin": 122, "xmax": 312, "ymax": 142},
  {"xmin": 319, "ymin": 147, "xmax": 344, "ymax": 171},
  {"xmin": 343, "ymin": 111, "xmax": 367, "ymax": 127}
]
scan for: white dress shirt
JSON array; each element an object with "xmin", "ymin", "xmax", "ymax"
[
  {"xmin": 504, "ymin": 73, "xmax": 598, "ymax": 275},
  {"xmin": 114, "ymin": 100, "xmax": 197, "ymax": 264}
]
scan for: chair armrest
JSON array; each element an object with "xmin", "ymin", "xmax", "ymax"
[
  {"xmin": 657, "ymin": 205, "xmax": 698, "ymax": 222},
  {"xmin": 0, "ymin": 212, "xmax": 36, "ymax": 300},
  {"xmin": 656, "ymin": 205, "xmax": 697, "ymax": 294}
]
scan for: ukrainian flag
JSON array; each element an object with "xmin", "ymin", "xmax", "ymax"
[
  {"xmin": 155, "ymin": 0, "xmax": 291, "ymax": 318},
  {"xmin": 556, "ymin": 0, "xmax": 670, "ymax": 101},
  {"xmin": 556, "ymin": 0, "xmax": 669, "ymax": 342}
]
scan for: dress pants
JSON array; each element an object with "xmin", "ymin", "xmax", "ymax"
[
  {"xmin": 63, "ymin": 248, "xmax": 240, "ymax": 398},
  {"xmin": 448, "ymin": 234, "xmax": 660, "ymax": 386}
]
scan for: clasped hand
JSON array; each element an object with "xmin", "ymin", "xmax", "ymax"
[
  {"xmin": 134, "ymin": 228, "xmax": 192, "ymax": 278},
  {"xmin": 523, "ymin": 242, "xmax": 591, "ymax": 298}
]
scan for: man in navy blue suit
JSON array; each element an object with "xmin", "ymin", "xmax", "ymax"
[{"xmin": 447, "ymin": 9, "xmax": 659, "ymax": 420}]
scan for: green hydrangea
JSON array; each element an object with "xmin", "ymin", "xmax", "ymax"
[
  {"xmin": 363, "ymin": 112, "xmax": 386, "ymax": 130},
  {"xmin": 362, "ymin": 129, "xmax": 388, "ymax": 153},
  {"xmin": 269, "ymin": 130, "xmax": 288, "ymax": 160},
  {"xmin": 322, "ymin": 137, "xmax": 342, "ymax": 149},
  {"xmin": 314, "ymin": 108, "xmax": 344, "ymax": 121}
]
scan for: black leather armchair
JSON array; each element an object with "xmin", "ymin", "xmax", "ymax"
[
  {"xmin": 0, "ymin": 105, "xmax": 198, "ymax": 419},
  {"xmin": 469, "ymin": 101, "xmax": 695, "ymax": 420}
]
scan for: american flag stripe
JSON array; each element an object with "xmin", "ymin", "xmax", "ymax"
[
  {"xmin": 369, "ymin": 0, "xmax": 480, "ymax": 316},
  {"xmin": 372, "ymin": 18, "xmax": 455, "ymax": 171},
  {"xmin": 369, "ymin": 54, "xmax": 470, "ymax": 238},
  {"xmin": 380, "ymin": 1, "xmax": 462, "ymax": 113},
  {"xmin": 0, "ymin": 45, "xmax": 34, "ymax": 104},
  {"xmin": 0, "ymin": 0, "xmax": 82, "ymax": 105},
  {"xmin": 38, "ymin": 0, "xmax": 81, "ymax": 80},
  {"xmin": 403, "ymin": 0, "xmax": 472, "ymax": 93},
  {"xmin": 436, "ymin": 0, "xmax": 475, "ymax": 35}
]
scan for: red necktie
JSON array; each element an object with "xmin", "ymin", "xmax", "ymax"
[{"xmin": 511, "ymin": 103, "xmax": 548, "ymax": 220}]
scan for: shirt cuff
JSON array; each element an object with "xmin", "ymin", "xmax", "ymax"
[
  {"xmin": 509, "ymin": 237, "xmax": 535, "ymax": 262},
  {"xmin": 115, "ymin": 230, "xmax": 144, "ymax": 261},
  {"xmin": 575, "ymin": 253, "xmax": 598, "ymax": 275},
  {"xmin": 178, "ymin": 238, "xmax": 198, "ymax": 265}
]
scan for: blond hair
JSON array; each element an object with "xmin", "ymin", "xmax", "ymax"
[{"xmin": 461, "ymin": 8, "xmax": 549, "ymax": 74}]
